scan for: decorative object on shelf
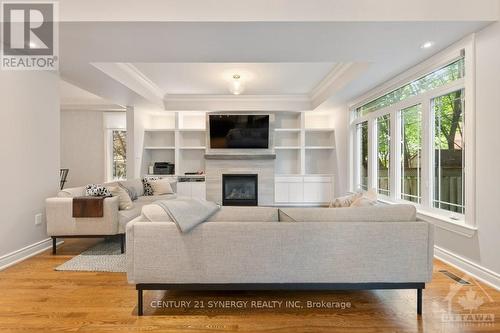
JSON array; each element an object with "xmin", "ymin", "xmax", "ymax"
[
  {"xmin": 153, "ymin": 162, "xmax": 174, "ymax": 175},
  {"xmin": 148, "ymin": 164, "xmax": 154, "ymax": 175}
]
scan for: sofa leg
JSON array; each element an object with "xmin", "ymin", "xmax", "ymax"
[
  {"xmin": 52, "ymin": 237, "xmax": 57, "ymax": 255},
  {"xmin": 417, "ymin": 288, "xmax": 422, "ymax": 315},
  {"xmin": 120, "ymin": 234, "xmax": 125, "ymax": 254},
  {"xmin": 138, "ymin": 287, "xmax": 143, "ymax": 316}
]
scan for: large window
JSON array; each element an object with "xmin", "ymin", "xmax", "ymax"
[
  {"xmin": 377, "ymin": 114, "xmax": 390, "ymax": 196},
  {"xmin": 357, "ymin": 58, "xmax": 464, "ymax": 116},
  {"xmin": 112, "ymin": 130, "xmax": 127, "ymax": 180},
  {"xmin": 352, "ymin": 56, "xmax": 468, "ymax": 218},
  {"xmin": 401, "ymin": 104, "xmax": 422, "ymax": 203},
  {"xmin": 433, "ymin": 90, "xmax": 465, "ymax": 213}
]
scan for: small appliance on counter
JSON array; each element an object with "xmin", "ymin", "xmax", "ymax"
[{"xmin": 153, "ymin": 162, "xmax": 175, "ymax": 175}]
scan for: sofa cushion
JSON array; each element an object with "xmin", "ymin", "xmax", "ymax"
[
  {"xmin": 140, "ymin": 205, "xmax": 278, "ymax": 223},
  {"xmin": 135, "ymin": 194, "xmax": 177, "ymax": 203},
  {"xmin": 278, "ymin": 204, "xmax": 416, "ymax": 222},
  {"xmin": 206, "ymin": 206, "xmax": 278, "ymax": 222},
  {"xmin": 119, "ymin": 179, "xmax": 144, "ymax": 197},
  {"xmin": 57, "ymin": 186, "xmax": 85, "ymax": 198}
]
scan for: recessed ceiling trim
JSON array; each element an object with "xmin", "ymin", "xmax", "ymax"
[
  {"xmin": 164, "ymin": 94, "xmax": 312, "ymax": 111},
  {"xmin": 92, "ymin": 62, "xmax": 165, "ymax": 106},
  {"xmin": 60, "ymin": 103, "xmax": 127, "ymax": 112},
  {"xmin": 309, "ymin": 63, "xmax": 355, "ymax": 101}
]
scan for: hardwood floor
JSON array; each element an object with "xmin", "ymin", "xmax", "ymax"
[{"xmin": 0, "ymin": 239, "xmax": 498, "ymax": 333}]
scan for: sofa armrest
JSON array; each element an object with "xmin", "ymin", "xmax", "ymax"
[{"xmin": 46, "ymin": 196, "xmax": 120, "ymax": 236}]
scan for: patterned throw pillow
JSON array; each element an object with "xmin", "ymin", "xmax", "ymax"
[
  {"xmin": 118, "ymin": 182, "xmax": 138, "ymax": 201},
  {"xmin": 142, "ymin": 177, "xmax": 159, "ymax": 196},
  {"xmin": 85, "ymin": 184, "xmax": 111, "ymax": 197}
]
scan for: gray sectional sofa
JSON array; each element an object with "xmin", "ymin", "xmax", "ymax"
[
  {"xmin": 126, "ymin": 204, "xmax": 434, "ymax": 316},
  {"xmin": 45, "ymin": 179, "xmax": 176, "ymax": 254}
]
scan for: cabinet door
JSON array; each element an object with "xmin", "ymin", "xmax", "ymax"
[
  {"xmin": 176, "ymin": 182, "xmax": 191, "ymax": 197},
  {"xmin": 275, "ymin": 182, "xmax": 289, "ymax": 203},
  {"xmin": 303, "ymin": 179, "xmax": 332, "ymax": 203},
  {"xmin": 288, "ymin": 182, "xmax": 304, "ymax": 203},
  {"xmin": 191, "ymin": 182, "xmax": 206, "ymax": 200}
]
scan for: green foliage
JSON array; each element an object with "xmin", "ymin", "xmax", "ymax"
[{"xmin": 113, "ymin": 130, "xmax": 127, "ymax": 180}]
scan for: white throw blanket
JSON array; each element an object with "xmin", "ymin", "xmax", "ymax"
[{"xmin": 154, "ymin": 198, "xmax": 220, "ymax": 233}]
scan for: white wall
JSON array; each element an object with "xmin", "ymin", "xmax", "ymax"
[
  {"xmin": 0, "ymin": 70, "xmax": 59, "ymax": 259},
  {"xmin": 60, "ymin": 110, "xmax": 105, "ymax": 187},
  {"xmin": 432, "ymin": 22, "xmax": 500, "ymax": 282}
]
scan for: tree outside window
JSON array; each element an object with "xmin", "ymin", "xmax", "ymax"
[{"xmin": 112, "ymin": 130, "xmax": 127, "ymax": 180}]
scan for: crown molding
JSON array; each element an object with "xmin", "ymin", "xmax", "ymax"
[
  {"xmin": 310, "ymin": 63, "xmax": 353, "ymax": 100},
  {"xmin": 60, "ymin": 103, "xmax": 126, "ymax": 112},
  {"xmin": 91, "ymin": 62, "xmax": 165, "ymax": 106}
]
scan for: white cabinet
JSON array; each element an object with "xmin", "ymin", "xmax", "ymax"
[
  {"xmin": 177, "ymin": 180, "xmax": 206, "ymax": 200},
  {"xmin": 275, "ymin": 177, "xmax": 303, "ymax": 203},
  {"xmin": 303, "ymin": 176, "xmax": 332, "ymax": 203},
  {"xmin": 191, "ymin": 181, "xmax": 206, "ymax": 200},
  {"xmin": 275, "ymin": 176, "xmax": 332, "ymax": 205}
]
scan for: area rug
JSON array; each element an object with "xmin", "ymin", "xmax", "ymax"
[{"xmin": 55, "ymin": 239, "xmax": 126, "ymax": 272}]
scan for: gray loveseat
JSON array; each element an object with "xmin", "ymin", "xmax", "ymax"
[{"xmin": 126, "ymin": 204, "xmax": 434, "ymax": 316}]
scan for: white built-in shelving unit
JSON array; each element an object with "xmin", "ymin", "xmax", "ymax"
[
  {"xmin": 140, "ymin": 111, "xmax": 336, "ymax": 205},
  {"xmin": 274, "ymin": 112, "xmax": 336, "ymax": 205},
  {"xmin": 141, "ymin": 112, "xmax": 207, "ymax": 177}
]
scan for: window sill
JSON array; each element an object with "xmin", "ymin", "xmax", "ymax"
[{"xmin": 377, "ymin": 198, "xmax": 477, "ymax": 238}]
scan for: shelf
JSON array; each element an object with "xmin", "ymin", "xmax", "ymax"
[
  {"xmin": 144, "ymin": 128, "xmax": 176, "ymax": 132},
  {"xmin": 274, "ymin": 128, "xmax": 301, "ymax": 132},
  {"xmin": 180, "ymin": 146, "xmax": 206, "ymax": 150},
  {"xmin": 305, "ymin": 146, "xmax": 336, "ymax": 149},
  {"xmin": 305, "ymin": 128, "xmax": 334, "ymax": 132},
  {"xmin": 178, "ymin": 128, "xmax": 206, "ymax": 132},
  {"xmin": 144, "ymin": 146, "xmax": 175, "ymax": 150},
  {"xmin": 275, "ymin": 146, "xmax": 301, "ymax": 150}
]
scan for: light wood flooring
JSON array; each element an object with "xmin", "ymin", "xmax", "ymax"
[{"xmin": 0, "ymin": 238, "xmax": 498, "ymax": 333}]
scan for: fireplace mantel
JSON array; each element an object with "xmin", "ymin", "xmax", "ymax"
[{"xmin": 205, "ymin": 153, "xmax": 276, "ymax": 160}]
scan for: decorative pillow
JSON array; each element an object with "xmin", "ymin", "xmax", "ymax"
[
  {"xmin": 118, "ymin": 182, "xmax": 138, "ymax": 201},
  {"xmin": 142, "ymin": 177, "xmax": 160, "ymax": 196},
  {"xmin": 350, "ymin": 196, "xmax": 377, "ymax": 207},
  {"xmin": 149, "ymin": 178, "xmax": 174, "ymax": 195},
  {"xmin": 329, "ymin": 192, "xmax": 362, "ymax": 208},
  {"xmin": 350, "ymin": 188, "xmax": 378, "ymax": 207},
  {"xmin": 108, "ymin": 186, "xmax": 134, "ymax": 210},
  {"xmin": 85, "ymin": 184, "xmax": 111, "ymax": 197}
]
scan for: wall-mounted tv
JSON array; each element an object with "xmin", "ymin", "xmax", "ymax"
[{"xmin": 209, "ymin": 115, "xmax": 269, "ymax": 149}]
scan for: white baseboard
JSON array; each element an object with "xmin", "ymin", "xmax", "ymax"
[
  {"xmin": 434, "ymin": 245, "xmax": 500, "ymax": 291},
  {"xmin": 0, "ymin": 238, "xmax": 63, "ymax": 271}
]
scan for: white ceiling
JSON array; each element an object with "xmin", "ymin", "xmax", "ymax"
[
  {"xmin": 57, "ymin": 2, "xmax": 498, "ymax": 111},
  {"xmin": 133, "ymin": 62, "xmax": 337, "ymax": 95}
]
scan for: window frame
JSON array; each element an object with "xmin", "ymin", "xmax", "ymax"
[{"xmin": 348, "ymin": 36, "xmax": 476, "ymax": 233}]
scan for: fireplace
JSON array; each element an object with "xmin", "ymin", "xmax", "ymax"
[{"xmin": 222, "ymin": 174, "xmax": 258, "ymax": 206}]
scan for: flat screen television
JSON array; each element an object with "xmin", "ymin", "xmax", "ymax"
[{"xmin": 209, "ymin": 115, "xmax": 269, "ymax": 149}]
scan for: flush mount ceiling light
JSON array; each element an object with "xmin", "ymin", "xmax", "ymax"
[
  {"xmin": 420, "ymin": 41, "xmax": 435, "ymax": 49},
  {"xmin": 229, "ymin": 74, "xmax": 245, "ymax": 95}
]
